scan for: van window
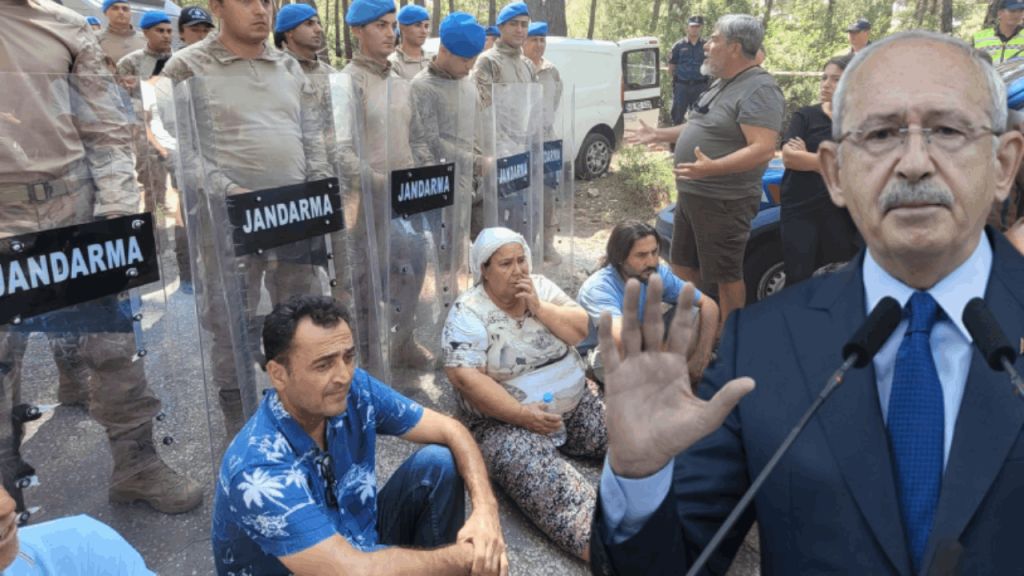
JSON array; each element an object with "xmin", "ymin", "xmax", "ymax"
[{"xmin": 622, "ymin": 48, "xmax": 659, "ymax": 90}]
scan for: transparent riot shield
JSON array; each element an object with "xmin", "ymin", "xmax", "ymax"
[
  {"xmin": 0, "ymin": 71, "xmax": 209, "ymax": 570},
  {"xmin": 173, "ymin": 72, "xmax": 372, "ymax": 468},
  {"xmin": 378, "ymin": 76, "xmax": 473, "ymax": 383},
  {"xmin": 481, "ymin": 83, "xmax": 544, "ymax": 248},
  {"xmin": 536, "ymin": 81, "xmax": 576, "ymax": 290}
]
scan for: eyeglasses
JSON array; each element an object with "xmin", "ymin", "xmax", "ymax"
[
  {"xmin": 837, "ymin": 124, "xmax": 1000, "ymax": 157},
  {"xmin": 315, "ymin": 453, "xmax": 338, "ymax": 508}
]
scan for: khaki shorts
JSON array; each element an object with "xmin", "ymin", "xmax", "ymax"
[{"xmin": 671, "ymin": 193, "xmax": 760, "ymax": 284}]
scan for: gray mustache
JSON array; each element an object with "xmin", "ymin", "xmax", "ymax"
[{"xmin": 878, "ymin": 180, "xmax": 954, "ymax": 213}]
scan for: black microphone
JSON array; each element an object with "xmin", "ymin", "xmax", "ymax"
[
  {"xmin": 685, "ymin": 297, "xmax": 903, "ymax": 576},
  {"xmin": 962, "ymin": 297, "xmax": 1024, "ymax": 399}
]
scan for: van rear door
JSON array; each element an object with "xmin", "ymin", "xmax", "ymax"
[{"xmin": 619, "ymin": 38, "xmax": 661, "ymax": 131}]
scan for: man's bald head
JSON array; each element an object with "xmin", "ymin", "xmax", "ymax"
[{"xmin": 832, "ymin": 30, "xmax": 1007, "ymax": 142}]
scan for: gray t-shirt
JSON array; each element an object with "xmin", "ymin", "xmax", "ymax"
[{"xmin": 673, "ymin": 66, "xmax": 785, "ymax": 200}]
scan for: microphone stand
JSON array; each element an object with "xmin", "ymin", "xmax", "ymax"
[
  {"xmin": 683, "ymin": 354, "xmax": 859, "ymax": 576},
  {"xmin": 998, "ymin": 356, "xmax": 1024, "ymax": 399}
]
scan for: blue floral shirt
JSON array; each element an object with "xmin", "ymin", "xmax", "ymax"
[{"xmin": 212, "ymin": 369, "xmax": 424, "ymax": 575}]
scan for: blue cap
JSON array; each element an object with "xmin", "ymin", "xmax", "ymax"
[
  {"xmin": 1003, "ymin": 0, "xmax": 1024, "ymax": 9},
  {"xmin": 101, "ymin": 0, "xmax": 127, "ymax": 14},
  {"xmin": 527, "ymin": 22, "xmax": 547, "ymax": 36},
  {"xmin": 139, "ymin": 10, "xmax": 171, "ymax": 29},
  {"xmin": 440, "ymin": 12, "xmax": 486, "ymax": 58},
  {"xmin": 397, "ymin": 4, "xmax": 429, "ymax": 25},
  {"xmin": 485, "ymin": 25, "xmax": 499, "ymax": 36},
  {"xmin": 496, "ymin": 1, "xmax": 529, "ymax": 26},
  {"xmin": 86, "ymin": 16, "xmax": 101, "ymax": 25},
  {"xmin": 275, "ymin": 3, "xmax": 317, "ymax": 33},
  {"xmin": 543, "ymin": 392, "xmax": 553, "ymax": 403},
  {"xmin": 346, "ymin": 0, "xmax": 397, "ymax": 27}
]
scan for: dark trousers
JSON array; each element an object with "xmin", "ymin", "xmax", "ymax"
[
  {"xmin": 780, "ymin": 199, "xmax": 862, "ymax": 286},
  {"xmin": 671, "ymin": 81, "xmax": 708, "ymax": 126},
  {"xmin": 377, "ymin": 445, "xmax": 466, "ymax": 548}
]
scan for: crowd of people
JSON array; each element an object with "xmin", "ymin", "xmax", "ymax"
[{"xmin": 4, "ymin": 0, "xmax": 1024, "ymax": 574}]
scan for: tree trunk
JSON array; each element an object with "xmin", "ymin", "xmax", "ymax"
[
  {"xmin": 913, "ymin": 0, "xmax": 927, "ymax": 26},
  {"xmin": 399, "ymin": 0, "xmax": 407, "ymax": 5},
  {"xmin": 335, "ymin": 0, "xmax": 342, "ymax": 58},
  {"xmin": 587, "ymin": 0, "xmax": 597, "ymax": 39},
  {"xmin": 414, "ymin": 0, "xmax": 424, "ymax": 6},
  {"xmin": 341, "ymin": 0, "xmax": 353, "ymax": 60},
  {"xmin": 762, "ymin": 0, "xmax": 774, "ymax": 29},
  {"xmin": 649, "ymin": 0, "xmax": 661, "ymax": 34},
  {"xmin": 547, "ymin": 0, "xmax": 567, "ymax": 35},
  {"xmin": 449, "ymin": 0, "xmax": 455, "ymax": 16},
  {"xmin": 489, "ymin": 0, "xmax": 496, "ymax": 25},
  {"xmin": 986, "ymin": 0, "xmax": 1001, "ymax": 28},
  {"xmin": 940, "ymin": 0, "xmax": 952, "ymax": 33},
  {"xmin": 432, "ymin": 0, "xmax": 442, "ymax": 36}
]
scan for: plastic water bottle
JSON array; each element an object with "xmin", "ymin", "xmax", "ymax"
[{"xmin": 543, "ymin": 392, "xmax": 567, "ymax": 447}]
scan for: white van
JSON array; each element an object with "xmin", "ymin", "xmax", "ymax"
[
  {"xmin": 58, "ymin": 0, "xmax": 184, "ymax": 46},
  {"xmin": 424, "ymin": 35, "xmax": 661, "ymax": 179}
]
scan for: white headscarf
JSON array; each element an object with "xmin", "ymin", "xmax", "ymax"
[{"xmin": 471, "ymin": 227, "xmax": 533, "ymax": 285}]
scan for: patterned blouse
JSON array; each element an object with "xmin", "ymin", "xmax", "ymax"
[{"xmin": 442, "ymin": 275, "xmax": 587, "ymax": 419}]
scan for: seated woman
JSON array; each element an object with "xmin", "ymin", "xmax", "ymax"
[{"xmin": 442, "ymin": 227, "xmax": 604, "ymax": 564}]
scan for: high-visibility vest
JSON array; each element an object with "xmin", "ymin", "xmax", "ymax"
[{"xmin": 974, "ymin": 27, "xmax": 1024, "ymax": 64}]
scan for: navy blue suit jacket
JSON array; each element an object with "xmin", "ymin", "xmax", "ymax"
[{"xmin": 590, "ymin": 227, "xmax": 1024, "ymax": 576}]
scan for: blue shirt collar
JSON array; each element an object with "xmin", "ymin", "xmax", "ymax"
[
  {"xmin": 862, "ymin": 232, "xmax": 993, "ymax": 341},
  {"xmin": 264, "ymin": 388, "xmax": 344, "ymax": 457}
]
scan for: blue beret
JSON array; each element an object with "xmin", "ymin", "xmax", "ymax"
[
  {"xmin": 101, "ymin": 0, "xmax": 127, "ymax": 13},
  {"xmin": 440, "ymin": 12, "xmax": 486, "ymax": 59},
  {"xmin": 86, "ymin": 16, "xmax": 101, "ymax": 25},
  {"xmin": 139, "ymin": 10, "xmax": 171, "ymax": 29},
  {"xmin": 527, "ymin": 22, "xmax": 547, "ymax": 36},
  {"xmin": 397, "ymin": 4, "xmax": 429, "ymax": 25},
  {"xmin": 496, "ymin": 1, "xmax": 529, "ymax": 25},
  {"xmin": 346, "ymin": 0, "xmax": 396, "ymax": 27},
  {"xmin": 275, "ymin": 3, "xmax": 317, "ymax": 33},
  {"xmin": 485, "ymin": 25, "xmax": 499, "ymax": 36}
]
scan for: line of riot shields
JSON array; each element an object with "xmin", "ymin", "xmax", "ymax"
[{"xmin": 0, "ymin": 68, "xmax": 572, "ymax": 570}]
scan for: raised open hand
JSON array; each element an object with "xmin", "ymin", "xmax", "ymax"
[
  {"xmin": 624, "ymin": 118, "xmax": 659, "ymax": 146},
  {"xmin": 601, "ymin": 276, "xmax": 755, "ymax": 478}
]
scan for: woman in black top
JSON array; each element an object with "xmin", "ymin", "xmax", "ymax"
[{"xmin": 780, "ymin": 54, "xmax": 861, "ymax": 286}]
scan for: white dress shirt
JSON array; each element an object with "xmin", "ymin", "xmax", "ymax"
[{"xmin": 600, "ymin": 234, "xmax": 993, "ymax": 545}]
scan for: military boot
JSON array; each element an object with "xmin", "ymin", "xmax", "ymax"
[
  {"xmin": 543, "ymin": 226, "xmax": 563, "ymax": 265},
  {"xmin": 108, "ymin": 425, "xmax": 203, "ymax": 514},
  {"xmin": 218, "ymin": 388, "xmax": 246, "ymax": 441},
  {"xmin": 54, "ymin": 347, "xmax": 92, "ymax": 406},
  {"xmin": 392, "ymin": 333, "xmax": 436, "ymax": 369}
]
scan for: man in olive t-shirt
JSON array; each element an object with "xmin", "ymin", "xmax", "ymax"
[{"xmin": 626, "ymin": 14, "xmax": 784, "ymax": 330}]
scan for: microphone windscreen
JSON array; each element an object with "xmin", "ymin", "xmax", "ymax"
[
  {"xmin": 842, "ymin": 296, "xmax": 903, "ymax": 368},
  {"xmin": 962, "ymin": 297, "xmax": 1017, "ymax": 371}
]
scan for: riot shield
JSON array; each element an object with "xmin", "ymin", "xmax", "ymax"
[
  {"xmin": 536, "ymin": 80, "xmax": 576, "ymax": 290},
  {"xmin": 172, "ymin": 71, "xmax": 372, "ymax": 464},
  {"xmin": 481, "ymin": 83, "xmax": 544, "ymax": 249},
  {"xmin": 379, "ymin": 76, "xmax": 473, "ymax": 382},
  {"xmin": 0, "ymin": 71, "xmax": 209, "ymax": 570}
]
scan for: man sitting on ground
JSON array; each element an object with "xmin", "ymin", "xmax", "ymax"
[
  {"xmin": 577, "ymin": 220, "xmax": 719, "ymax": 385},
  {"xmin": 212, "ymin": 295, "xmax": 507, "ymax": 576}
]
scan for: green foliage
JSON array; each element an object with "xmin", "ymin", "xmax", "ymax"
[{"xmin": 616, "ymin": 145, "xmax": 676, "ymax": 210}]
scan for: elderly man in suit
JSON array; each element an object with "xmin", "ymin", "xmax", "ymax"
[{"xmin": 588, "ymin": 29, "xmax": 1024, "ymax": 576}]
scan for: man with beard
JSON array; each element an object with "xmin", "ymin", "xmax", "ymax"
[
  {"xmin": 274, "ymin": 3, "xmax": 335, "ymax": 77},
  {"xmin": 626, "ymin": 14, "xmax": 783, "ymax": 332},
  {"xmin": 389, "ymin": 4, "xmax": 432, "ymax": 79},
  {"xmin": 575, "ymin": 220, "xmax": 718, "ymax": 386}
]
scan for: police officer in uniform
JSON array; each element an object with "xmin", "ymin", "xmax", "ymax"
[
  {"xmin": 390, "ymin": 5, "xmax": 432, "ymax": 80},
  {"xmin": 471, "ymin": 1, "xmax": 536, "ymax": 108},
  {"xmin": 484, "ymin": 25, "xmax": 499, "ymax": 52},
  {"xmin": 523, "ymin": 21, "xmax": 564, "ymax": 264},
  {"xmin": 162, "ymin": 0, "xmax": 333, "ymax": 436},
  {"xmin": 117, "ymin": 11, "xmax": 174, "ymax": 218},
  {"xmin": 178, "ymin": 6, "xmax": 215, "ymax": 46},
  {"xmin": 275, "ymin": 3, "xmax": 335, "ymax": 77},
  {"xmin": 974, "ymin": 0, "xmax": 1024, "ymax": 64},
  {"xmin": 0, "ymin": 0, "xmax": 203, "ymax": 515},
  {"xmin": 342, "ymin": 0, "xmax": 436, "ymax": 369},
  {"xmin": 667, "ymin": 15, "xmax": 707, "ymax": 126},
  {"xmin": 96, "ymin": 0, "xmax": 147, "ymax": 65}
]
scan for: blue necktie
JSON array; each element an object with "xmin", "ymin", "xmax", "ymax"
[{"xmin": 888, "ymin": 291, "xmax": 945, "ymax": 572}]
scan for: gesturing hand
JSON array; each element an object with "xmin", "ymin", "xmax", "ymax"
[
  {"xmin": 624, "ymin": 119, "xmax": 659, "ymax": 146},
  {"xmin": 601, "ymin": 276, "xmax": 755, "ymax": 479},
  {"xmin": 673, "ymin": 146, "xmax": 717, "ymax": 181},
  {"xmin": 457, "ymin": 507, "xmax": 508, "ymax": 576}
]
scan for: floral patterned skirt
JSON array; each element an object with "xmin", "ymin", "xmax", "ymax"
[{"xmin": 466, "ymin": 379, "xmax": 607, "ymax": 558}]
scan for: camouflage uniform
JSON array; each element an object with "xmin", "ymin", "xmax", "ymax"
[
  {"xmin": 118, "ymin": 47, "xmax": 173, "ymax": 215},
  {"xmin": 388, "ymin": 46, "xmax": 432, "ymax": 80},
  {"xmin": 163, "ymin": 32, "xmax": 332, "ymax": 433},
  {"xmin": 0, "ymin": 0, "xmax": 201, "ymax": 514},
  {"xmin": 535, "ymin": 57, "xmax": 563, "ymax": 257},
  {"xmin": 95, "ymin": 25, "xmax": 147, "ymax": 68},
  {"xmin": 470, "ymin": 38, "xmax": 537, "ymax": 107}
]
